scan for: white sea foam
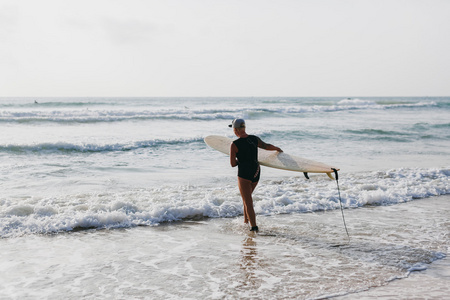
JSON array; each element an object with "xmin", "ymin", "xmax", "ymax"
[
  {"xmin": 337, "ymin": 98, "xmax": 378, "ymax": 106},
  {"xmin": 0, "ymin": 99, "xmax": 437, "ymax": 123},
  {"xmin": 0, "ymin": 108, "xmax": 241, "ymax": 123},
  {"xmin": 0, "ymin": 167, "xmax": 448, "ymax": 238},
  {"xmin": 0, "ymin": 137, "xmax": 205, "ymax": 153}
]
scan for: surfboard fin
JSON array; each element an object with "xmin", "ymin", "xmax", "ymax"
[
  {"xmin": 326, "ymin": 172, "xmax": 334, "ymax": 180},
  {"xmin": 303, "ymin": 172, "xmax": 309, "ymax": 180}
]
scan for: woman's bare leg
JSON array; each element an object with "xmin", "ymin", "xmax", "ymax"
[
  {"xmin": 238, "ymin": 177, "xmax": 257, "ymax": 227},
  {"xmin": 251, "ymin": 181, "xmax": 258, "ymax": 193}
]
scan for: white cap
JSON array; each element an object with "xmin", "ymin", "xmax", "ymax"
[{"xmin": 228, "ymin": 119, "xmax": 246, "ymax": 128}]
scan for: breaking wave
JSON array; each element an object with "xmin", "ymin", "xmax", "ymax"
[
  {"xmin": 0, "ymin": 137, "xmax": 204, "ymax": 154},
  {"xmin": 0, "ymin": 99, "xmax": 437, "ymax": 124},
  {"xmin": 1, "ymin": 167, "xmax": 448, "ymax": 238}
]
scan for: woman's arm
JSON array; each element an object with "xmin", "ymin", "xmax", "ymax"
[
  {"xmin": 257, "ymin": 138, "xmax": 283, "ymax": 152},
  {"xmin": 230, "ymin": 143, "xmax": 239, "ymax": 167}
]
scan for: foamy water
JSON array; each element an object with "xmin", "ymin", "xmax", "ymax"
[{"xmin": 0, "ymin": 196, "xmax": 448, "ymax": 299}]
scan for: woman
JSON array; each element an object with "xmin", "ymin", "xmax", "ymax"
[{"xmin": 229, "ymin": 119, "xmax": 282, "ymax": 231}]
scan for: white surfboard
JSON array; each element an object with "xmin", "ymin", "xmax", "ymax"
[{"xmin": 204, "ymin": 135, "xmax": 339, "ymax": 179}]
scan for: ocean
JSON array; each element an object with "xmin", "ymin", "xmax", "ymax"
[{"xmin": 1, "ymin": 97, "xmax": 449, "ymax": 299}]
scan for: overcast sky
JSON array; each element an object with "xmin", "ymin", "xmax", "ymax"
[{"xmin": 1, "ymin": 0, "xmax": 449, "ymax": 97}]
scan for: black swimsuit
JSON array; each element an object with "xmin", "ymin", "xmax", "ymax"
[{"xmin": 233, "ymin": 135, "xmax": 261, "ymax": 182}]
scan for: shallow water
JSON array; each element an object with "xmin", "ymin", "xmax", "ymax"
[
  {"xmin": 1, "ymin": 196, "xmax": 448, "ymax": 299},
  {"xmin": 338, "ymin": 256, "xmax": 450, "ymax": 300}
]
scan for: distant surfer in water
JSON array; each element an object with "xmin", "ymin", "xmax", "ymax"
[{"xmin": 229, "ymin": 119, "xmax": 282, "ymax": 231}]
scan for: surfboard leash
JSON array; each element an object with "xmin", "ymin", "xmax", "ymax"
[{"xmin": 332, "ymin": 168, "xmax": 350, "ymax": 243}]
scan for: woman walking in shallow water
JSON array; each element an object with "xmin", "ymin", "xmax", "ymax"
[{"xmin": 229, "ymin": 119, "xmax": 282, "ymax": 231}]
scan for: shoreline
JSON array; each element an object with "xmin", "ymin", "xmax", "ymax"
[
  {"xmin": 335, "ymin": 255, "xmax": 449, "ymax": 299},
  {"xmin": 334, "ymin": 194, "xmax": 450, "ymax": 299}
]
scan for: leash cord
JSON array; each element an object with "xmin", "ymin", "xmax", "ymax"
[{"xmin": 333, "ymin": 169, "xmax": 350, "ymax": 243}]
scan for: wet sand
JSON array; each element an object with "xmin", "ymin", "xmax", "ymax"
[{"xmin": 337, "ymin": 256, "xmax": 450, "ymax": 299}]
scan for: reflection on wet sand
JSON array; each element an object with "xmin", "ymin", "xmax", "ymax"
[{"xmin": 240, "ymin": 236, "xmax": 260, "ymax": 287}]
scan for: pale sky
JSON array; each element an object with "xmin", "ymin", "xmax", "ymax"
[{"xmin": 1, "ymin": 0, "xmax": 449, "ymax": 97}]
